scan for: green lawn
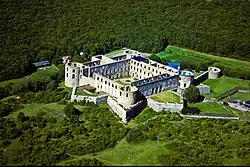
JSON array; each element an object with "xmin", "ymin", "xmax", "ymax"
[
  {"xmin": 202, "ymin": 76, "xmax": 250, "ymax": 98},
  {"xmin": 10, "ymin": 103, "xmax": 66, "ymax": 118},
  {"xmin": 189, "ymin": 102, "xmax": 229, "ymax": 113},
  {"xmin": 151, "ymin": 91, "xmax": 181, "ymax": 103},
  {"xmin": 104, "ymin": 48, "xmax": 125, "ymax": 57},
  {"xmin": 0, "ymin": 65, "xmax": 59, "ymax": 87},
  {"xmin": 156, "ymin": 45, "xmax": 250, "ymax": 71},
  {"xmin": 156, "ymin": 46, "xmax": 211, "ymax": 64},
  {"xmin": 230, "ymin": 92, "xmax": 250, "ymax": 101},
  {"xmin": 76, "ymin": 87, "xmax": 97, "ymax": 96},
  {"xmin": 59, "ymin": 139, "xmax": 168, "ymax": 166}
]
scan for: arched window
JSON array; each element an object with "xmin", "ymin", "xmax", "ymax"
[
  {"xmin": 66, "ymin": 73, "xmax": 68, "ymax": 77},
  {"xmin": 72, "ymin": 74, "xmax": 75, "ymax": 79}
]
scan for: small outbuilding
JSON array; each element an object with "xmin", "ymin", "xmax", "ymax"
[{"xmin": 32, "ymin": 60, "xmax": 50, "ymax": 68}]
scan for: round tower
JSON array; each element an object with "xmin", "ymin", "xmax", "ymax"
[
  {"xmin": 117, "ymin": 86, "xmax": 138, "ymax": 108},
  {"xmin": 208, "ymin": 67, "xmax": 221, "ymax": 79},
  {"xmin": 179, "ymin": 70, "xmax": 194, "ymax": 89},
  {"xmin": 65, "ymin": 62, "xmax": 80, "ymax": 87}
]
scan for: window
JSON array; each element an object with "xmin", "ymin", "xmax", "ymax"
[
  {"xmin": 140, "ymin": 64, "xmax": 142, "ymax": 67},
  {"xmin": 184, "ymin": 83, "xmax": 186, "ymax": 88},
  {"xmin": 66, "ymin": 73, "xmax": 68, "ymax": 77},
  {"xmin": 179, "ymin": 83, "xmax": 180, "ymax": 86},
  {"xmin": 101, "ymin": 79, "xmax": 103, "ymax": 82},
  {"xmin": 112, "ymin": 84, "xmax": 114, "ymax": 87},
  {"xmin": 105, "ymin": 81, "xmax": 107, "ymax": 84},
  {"xmin": 80, "ymin": 75, "xmax": 82, "ymax": 79},
  {"xmin": 126, "ymin": 93, "xmax": 128, "ymax": 97},
  {"xmin": 72, "ymin": 69, "xmax": 75, "ymax": 73},
  {"xmin": 72, "ymin": 74, "xmax": 75, "ymax": 79},
  {"xmin": 67, "ymin": 68, "xmax": 68, "ymax": 71},
  {"xmin": 108, "ymin": 82, "xmax": 110, "ymax": 86},
  {"xmin": 148, "ymin": 67, "xmax": 150, "ymax": 70},
  {"xmin": 153, "ymin": 69, "xmax": 154, "ymax": 72},
  {"xmin": 115, "ymin": 85, "xmax": 117, "ymax": 89},
  {"xmin": 120, "ymin": 91, "xmax": 122, "ymax": 96}
]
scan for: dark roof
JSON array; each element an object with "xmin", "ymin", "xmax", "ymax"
[
  {"xmin": 245, "ymin": 101, "xmax": 250, "ymax": 105},
  {"xmin": 33, "ymin": 60, "xmax": 50, "ymax": 67},
  {"xmin": 133, "ymin": 56, "xmax": 148, "ymax": 62},
  {"xmin": 244, "ymin": 103, "xmax": 250, "ymax": 108}
]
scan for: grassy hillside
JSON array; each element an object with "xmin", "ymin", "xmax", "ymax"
[
  {"xmin": 203, "ymin": 76, "xmax": 250, "ymax": 98},
  {"xmin": 1, "ymin": 0, "xmax": 249, "ymax": 81},
  {"xmin": 157, "ymin": 45, "xmax": 250, "ymax": 70}
]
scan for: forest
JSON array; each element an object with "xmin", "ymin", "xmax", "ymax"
[{"xmin": 1, "ymin": 0, "xmax": 249, "ymax": 81}]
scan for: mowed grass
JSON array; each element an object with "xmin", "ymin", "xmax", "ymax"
[
  {"xmin": 156, "ymin": 45, "xmax": 250, "ymax": 71},
  {"xmin": 151, "ymin": 91, "xmax": 181, "ymax": 103},
  {"xmin": 156, "ymin": 46, "xmax": 211, "ymax": 64},
  {"xmin": 104, "ymin": 48, "xmax": 126, "ymax": 57},
  {"xmin": 202, "ymin": 76, "xmax": 250, "ymax": 98},
  {"xmin": 231, "ymin": 92, "xmax": 250, "ymax": 101},
  {"xmin": 189, "ymin": 102, "xmax": 229, "ymax": 113},
  {"xmin": 11, "ymin": 103, "xmax": 66, "ymax": 118},
  {"xmin": 0, "ymin": 65, "xmax": 58, "ymax": 87},
  {"xmin": 80, "ymin": 139, "xmax": 167, "ymax": 166}
]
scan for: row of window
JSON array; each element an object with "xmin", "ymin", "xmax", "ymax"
[
  {"xmin": 96, "ymin": 81, "xmax": 129, "ymax": 97},
  {"xmin": 66, "ymin": 73, "xmax": 75, "ymax": 79}
]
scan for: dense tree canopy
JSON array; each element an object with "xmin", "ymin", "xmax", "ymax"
[
  {"xmin": 1, "ymin": 0, "xmax": 249, "ymax": 81},
  {"xmin": 184, "ymin": 85, "xmax": 201, "ymax": 103}
]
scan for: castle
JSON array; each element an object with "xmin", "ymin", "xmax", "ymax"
[{"xmin": 64, "ymin": 49, "xmax": 219, "ymax": 122}]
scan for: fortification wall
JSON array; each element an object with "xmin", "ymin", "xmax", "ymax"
[
  {"xmin": 197, "ymin": 84, "xmax": 210, "ymax": 95},
  {"xmin": 193, "ymin": 71, "xmax": 208, "ymax": 86},
  {"xmin": 71, "ymin": 94, "xmax": 108, "ymax": 105},
  {"xmin": 107, "ymin": 96, "xmax": 147, "ymax": 123},
  {"xmin": 107, "ymin": 96, "xmax": 127, "ymax": 122},
  {"xmin": 147, "ymin": 97, "xmax": 183, "ymax": 112}
]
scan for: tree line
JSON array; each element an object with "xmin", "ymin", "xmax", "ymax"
[{"xmin": 1, "ymin": 0, "xmax": 249, "ymax": 81}]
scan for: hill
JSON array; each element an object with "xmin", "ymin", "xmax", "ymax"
[{"xmin": 1, "ymin": 0, "xmax": 249, "ymax": 81}]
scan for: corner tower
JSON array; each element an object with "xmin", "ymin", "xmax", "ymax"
[
  {"xmin": 178, "ymin": 70, "xmax": 194, "ymax": 89},
  {"xmin": 65, "ymin": 62, "xmax": 80, "ymax": 87}
]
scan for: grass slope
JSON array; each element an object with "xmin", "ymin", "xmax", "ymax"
[
  {"xmin": 157, "ymin": 45, "xmax": 250, "ymax": 70},
  {"xmin": 202, "ymin": 76, "xmax": 250, "ymax": 98},
  {"xmin": 0, "ymin": 65, "xmax": 58, "ymax": 87},
  {"xmin": 231, "ymin": 92, "xmax": 250, "ymax": 101},
  {"xmin": 10, "ymin": 103, "xmax": 66, "ymax": 118},
  {"xmin": 59, "ymin": 139, "xmax": 168, "ymax": 166},
  {"xmin": 189, "ymin": 102, "xmax": 229, "ymax": 113}
]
